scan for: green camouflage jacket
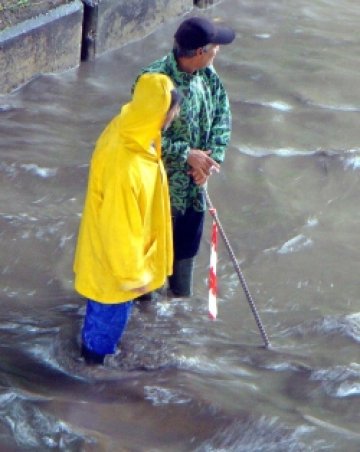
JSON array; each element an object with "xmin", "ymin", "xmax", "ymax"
[{"xmin": 138, "ymin": 51, "xmax": 232, "ymax": 213}]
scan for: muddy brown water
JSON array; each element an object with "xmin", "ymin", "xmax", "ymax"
[{"xmin": 0, "ymin": 0, "xmax": 360, "ymax": 450}]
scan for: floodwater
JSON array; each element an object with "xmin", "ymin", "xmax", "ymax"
[{"xmin": 1, "ymin": 0, "xmax": 360, "ymax": 450}]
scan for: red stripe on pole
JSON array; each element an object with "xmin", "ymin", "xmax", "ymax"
[{"xmin": 209, "ymin": 209, "xmax": 218, "ymax": 319}]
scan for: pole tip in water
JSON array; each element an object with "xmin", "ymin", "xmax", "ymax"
[{"xmin": 257, "ymin": 342, "xmax": 272, "ymax": 350}]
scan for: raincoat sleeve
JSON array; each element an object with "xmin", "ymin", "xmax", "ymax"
[
  {"xmin": 161, "ymin": 136, "xmax": 190, "ymax": 167},
  {"xmin": 98, "ymin": 174, "xmax": 151, "ymax": 291},
  {"xmin": 206, "ymin": 73, "xmax": 232, "ymax": 164}
]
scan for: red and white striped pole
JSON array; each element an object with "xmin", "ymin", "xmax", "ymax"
[
  {"xmin": 204, "ymin": 187, "xmax": 271, "ymax": 348},
  {"xmin": 208, "ymin": 208, "xmax": 218, "ymax": 319}
]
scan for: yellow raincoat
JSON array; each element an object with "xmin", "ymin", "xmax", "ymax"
[{"xmin": 73, "ymin": 73, "xmax": 174, "ymax": 303}]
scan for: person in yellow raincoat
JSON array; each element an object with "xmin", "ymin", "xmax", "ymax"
[{"xmin": 73, "ymin": 73, "xmax": 181, "ymax": 364}]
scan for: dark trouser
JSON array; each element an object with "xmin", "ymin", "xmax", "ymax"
[
  {"xmin": 168, "ymin": 207, "xmax": 205, "ymax": 297},
  {"xmin": 81, "ymin": 299, "xmax": 133, "ymax": 364}
]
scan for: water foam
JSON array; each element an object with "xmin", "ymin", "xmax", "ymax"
[
  {"xmin": 277, "ymin": 234, "xmax": 313, "ymax": 255},
  {"xmin": 21, "ymin": 163, "xmax": 57, "ymax": 178},
  {"xmin": 144, "ymin": 386, "xmax": 191, "ymax": 406}
]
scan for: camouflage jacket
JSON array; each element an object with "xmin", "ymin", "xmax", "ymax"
[{"xmin": 138, "ymin": 51, "xmax": 232, "ymax": 213}]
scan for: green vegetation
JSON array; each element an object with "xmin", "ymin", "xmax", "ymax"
[
  {"xmin": 0, "ymin": 0, "xmax": 69, "ymax": 31},
  {"xmin": 0, "ymin": 0, "xmax": 31, "ymax": 12},
  {"xmin": 0, "ymin": 0, "xmax": 32, "ymax": 30}
]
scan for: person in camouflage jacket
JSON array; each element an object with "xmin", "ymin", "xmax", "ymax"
[{"xmin": 137, "ymin": 16, "xmax": 235, "ymax": 297}]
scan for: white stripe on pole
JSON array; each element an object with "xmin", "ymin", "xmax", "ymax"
[{"xmin": 208, "ymin": 208, "xmax": 218, "ymax": 319}]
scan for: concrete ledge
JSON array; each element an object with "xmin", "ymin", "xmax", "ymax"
[
  {"xmin": 0, "ymin": 0, "xmax": 83, "ymax": 94},
  {"xmin": 82, "ymin": 0, "xmax": 193, "ymax": 60},
  {"xmin": 0, "ymin": 0, "xmax": 206, "ymax": 94}
]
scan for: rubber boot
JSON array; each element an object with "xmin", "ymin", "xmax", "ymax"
[
  {"xmin": 134, "ymin": 291, "xmax": 157, "ymax": 302},
  {"xmin": 81, "ymin": 344, "xmax": 105, "ymax": 365},
  {"xmin": 168, "ymin": 257, "xmax": 194, "ymax": 297}
]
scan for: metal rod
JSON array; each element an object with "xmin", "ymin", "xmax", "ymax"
[{"xmin": 204, "ymin": 187, "xmax": 271, "ymax": 348}]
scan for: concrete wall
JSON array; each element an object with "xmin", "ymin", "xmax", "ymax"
[
  {"xmin": 0, "ymin": 0, "xmax": 194, "ymax": 94},
  {"xmin": 82, "ymin": 0, "xmax": 193, "ymax": 60},
  {"xmin": 0, "ymin": 1, "xmax": 84, "ymax": 94}
]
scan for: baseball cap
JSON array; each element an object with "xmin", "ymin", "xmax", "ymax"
[{"xmin": 174, "ymin": 16, "xmax": 235, "ymax": 50}]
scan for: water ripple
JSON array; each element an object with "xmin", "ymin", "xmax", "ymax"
[
  {"xmin": 310, "ymin": 363, "xmax": 360, "ymax": 399},
  {"xmin": 0, "ymin": 390, "xmax": 94, "ymax": 450},
  {"xmin": 195, "ymin": 416, "xmax": 316, "ymax": 452},
  {"xmin": 281, "ymin": 312, "xmax": 360, "ymax": 344},
  {"xmin": 276, "ymin": 234, "xmax": 313, "ymax": 255},
  {"xmin": 144, "ymin": 386, "xmax": 191, "ymax": 406}
]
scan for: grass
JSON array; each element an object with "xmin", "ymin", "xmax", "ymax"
[
  {"xmin": 0, "ymin": 0, "xmax": 33, "ymax": 30},
  {"xmin": 0, "ymin": 0, "xmax": 31, "ymax": 12},
  {"xmin": 0, "ymin": 0, "xmax": 70, "ymax": 31}
]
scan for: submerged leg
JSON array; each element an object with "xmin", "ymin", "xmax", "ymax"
[
  {"xmin": 168, "ymin": 257, "xmax": 195, "ymax": 297},
  {"xmin": 81, "ymin": 299, "xmax": 133, "ymax": 365},
  {"xmin": 169, "ymin": 206, "xmax": 205, "ymax": 297}
]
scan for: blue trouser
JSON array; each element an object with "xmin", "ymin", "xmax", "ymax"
[
  {"xmin": 81, "ymin": 299, "xmax": 133, "ymax": 359},
  {"xmin": 168, "ymin": 207, "xmax": 205, "ymax": 296}
]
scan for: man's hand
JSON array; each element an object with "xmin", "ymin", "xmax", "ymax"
[
  {"xmin": 131, "ymin": 284, "xmax": 151, "ymax": 295},
  {"xmin": 187, "ymin": 149, "xmax": 220, "ymax": 174},
  {"xmin": 187, "ymin": 149, "xmax": 220, "ymax": 186},
  {"xmin": 188, "ymin": 168, "xmax": 209, "ymax": 186}
]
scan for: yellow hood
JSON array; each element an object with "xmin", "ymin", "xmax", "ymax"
[{"xmin": 101, "ymin": 73, "xmax": 174, "ymax": 159}]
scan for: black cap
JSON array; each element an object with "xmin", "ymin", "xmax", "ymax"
[{"xmin": 174, "ymin": 16, "xmax": 235, "ymax": 50}]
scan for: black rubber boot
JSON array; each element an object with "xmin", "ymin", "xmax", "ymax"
[
  {"xmin": 81, "ymin": 344, "xmax": 105, "ymax": 365},
  {"xmin": 134, "ymin": 292, "xmax": 157, "ymax": 302},
  {"xmin": 168, "ymin": 257, "xmax": 194, "ymax": 297}
]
